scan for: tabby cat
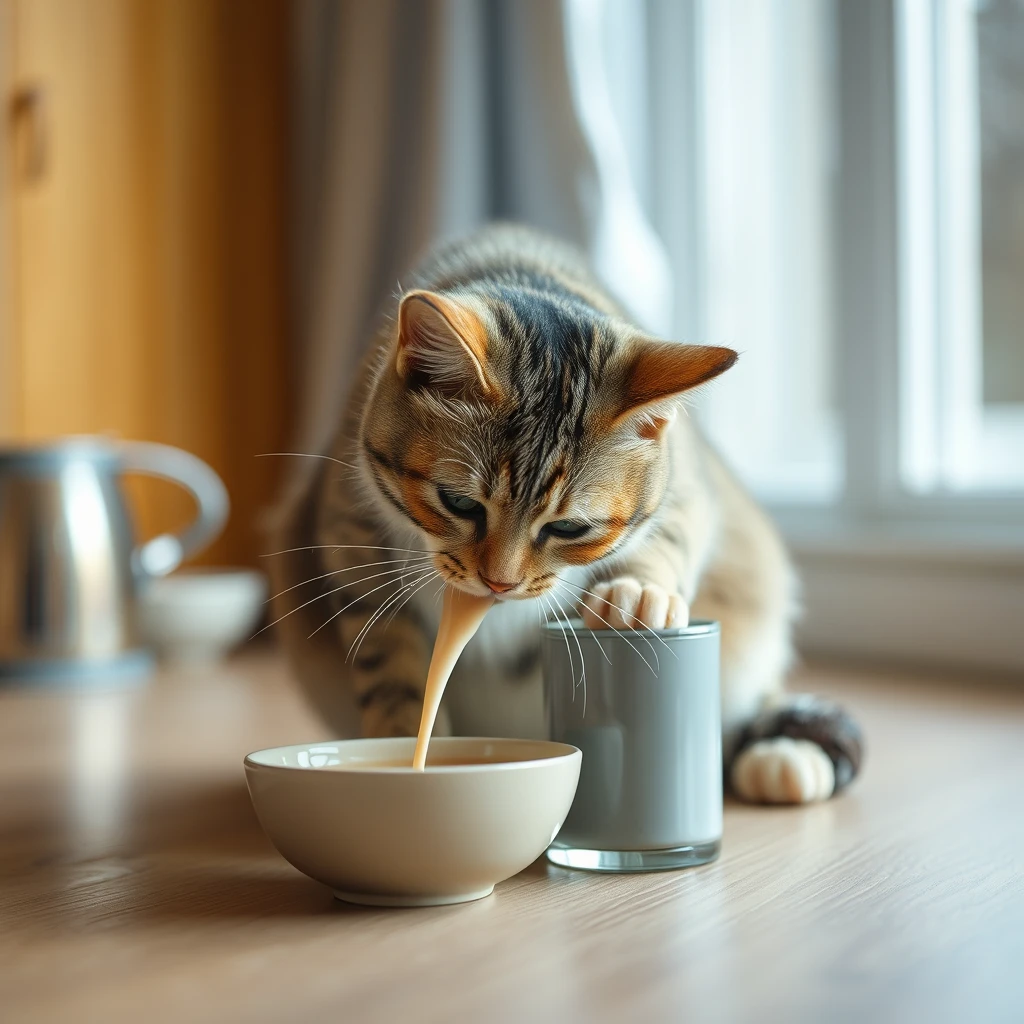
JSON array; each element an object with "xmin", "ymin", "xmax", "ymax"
[{"xmin": 270, "ymin": 225, "xmax": 862, "ymax": 803}]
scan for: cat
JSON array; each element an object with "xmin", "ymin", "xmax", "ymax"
[{"xmin": 269, "ymin": 224, "xmax": 862, "ymax": 804}]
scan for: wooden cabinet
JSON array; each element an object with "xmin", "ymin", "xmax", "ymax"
[{"xmin": 1, "ymin": 0, "xmax": 292, "ymax": 567}]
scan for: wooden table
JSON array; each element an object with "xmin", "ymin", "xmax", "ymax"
[{"xmin": 3, "ymin": 650, "xmax": 1023, "ymax": 1023}]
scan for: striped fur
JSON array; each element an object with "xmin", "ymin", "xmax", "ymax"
[{"xmin": 269, "ymin": 224, "xmax": 862, "ymax": 801}]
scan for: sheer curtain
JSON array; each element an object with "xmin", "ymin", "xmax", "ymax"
[{"xmin": 289, "ymin": 0, "xmax": 671, "ymax": 471}]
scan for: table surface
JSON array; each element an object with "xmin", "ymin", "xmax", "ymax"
[{"xmin": 2, "ymin": 649, "xmax": 1023, "ymax": 1024}]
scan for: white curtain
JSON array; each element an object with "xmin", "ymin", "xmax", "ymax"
[{"xmin": 288, "ymin": 0, "xmax": 672, "ymax": 471}]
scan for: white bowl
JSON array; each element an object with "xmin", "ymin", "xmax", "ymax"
[
  {"xmin": 138, "ymin": 568, "xmax": 267, "ymax": 662},
  {"xmin": 244, "ymin": 737, "xmax": 582, "ymax": 906}
]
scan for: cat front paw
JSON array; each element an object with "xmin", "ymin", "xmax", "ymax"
[
  {"xmin": 731, "ymin": 737, "xmax": 835, "ymax": 804},
  {"xmin": 580, "ymin": 578, "xmax": 689, "ymax": 631}
]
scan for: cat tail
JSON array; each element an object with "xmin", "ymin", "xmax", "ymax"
[{"xmin": 727, "ymin": 695, "xmax": 864, "ymax": 803}]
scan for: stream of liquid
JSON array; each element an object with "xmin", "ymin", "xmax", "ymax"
[{"xmin": 412, "ymin": 587, "xmax": 494, "ymax": 770}]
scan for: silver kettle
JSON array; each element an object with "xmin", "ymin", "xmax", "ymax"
[{"xmin": 0, "ymin": 437, "xmax": 228, "ymax": 682}]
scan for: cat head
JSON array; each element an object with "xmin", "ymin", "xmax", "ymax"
[{"xmin": 360, "ymin": 287, "xmax": 736, "ymax": 599}]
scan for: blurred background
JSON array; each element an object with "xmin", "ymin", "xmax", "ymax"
[{"xmin": 1, "ymin": 0, "xmax": 1021, "ymax": 674}]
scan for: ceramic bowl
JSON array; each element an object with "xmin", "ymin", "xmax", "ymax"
[
  {"xmin": 244, "ymin": 736, "xmax": 582, "ymax": 906},
  {"xmin": 138, "ymin": 568, "xmax": 267, "ymax": 662}
]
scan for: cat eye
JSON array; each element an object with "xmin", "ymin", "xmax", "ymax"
[
  {"xmin": 438, "ymin": 488, "xmax": 485, "ymax": 518},
  {"xmin": 545, "ymin": 519, "xmax": 591, "ymax": 539}
]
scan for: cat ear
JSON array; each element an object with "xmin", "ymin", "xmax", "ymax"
[
  {"xmin": 615, "ymin": 340, "xmax": 738, "ymax": 440},
  {"xmin": 395, "ymin": 290, "xmax": 496, "ymax": 397}
]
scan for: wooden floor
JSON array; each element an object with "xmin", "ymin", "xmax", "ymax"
[{"xmin": 2, "ymin": 650, "xmax": 1023, "ymax": 1024}]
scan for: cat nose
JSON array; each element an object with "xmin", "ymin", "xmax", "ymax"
[{"xmin": 480, "ymin": 574, "xmax": 519, "ymax": 594}]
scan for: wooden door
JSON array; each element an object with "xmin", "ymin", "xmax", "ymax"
[{"xmin": 1, "ymin": 0, "xmax": 292, "ymax": 567}]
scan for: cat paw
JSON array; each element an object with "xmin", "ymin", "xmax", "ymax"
[
  {"xmin": 580, "ymin": 578, "xmax": 689, "ymax": 631},
  {"xmin": 731, "ymin": 737, "xmax": 835, "ymax": 804}
]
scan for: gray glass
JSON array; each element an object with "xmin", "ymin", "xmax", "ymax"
[{"xmin": 543, "ymin": 619, "xmax": 722, "ymax": 872}]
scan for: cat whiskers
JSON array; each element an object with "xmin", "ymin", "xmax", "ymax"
[
  {"xmin": 557, "ymin": 579, "xmax": 678, "ymax": 660},
  {"xmin": 548, "ymin": 584, "xmax": 610, "ymax": 666},
  {"xmin": 384, "ymin": 571, "xmax": 443, "ymax": 628},
  {"xmin": 552, "ymin": 580, "xmax": 659, "ymax": 675},
  {"xmin": 265, "ymin": 555, "xmax": 435, "ymax": 605},
  {"xmin": 260, "ymin": 543, "xmax": 433, "ymax": 559},
  {"xmin": 255, "ymin": 451, "xmax": 361, "ymax": 476},
  {"xmin": 546, "ymin": 589, "xmax": 588, "ymax": 718},
  {"xmin": 540, "ymin": 593, "xmax": 580, "ymax": 703},
  {"xmin": 254, "ymin": 561, "xmax": 436, "ymax": 639},
  {"xmin": 346, "ymin": 567, "xmax": 440, "ymax": 664},
  {"xmin": 347, "ymin": 574, "xmax": 424, "ymax": 663},
  {"xmin": 309, "ymin": 564, "xmax": 438, "ymax": 642}
]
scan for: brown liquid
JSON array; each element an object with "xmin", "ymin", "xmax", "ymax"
[
  {"xmin": 339, "ymin": 756, "xmax": 503, "ymax": 770},
  {"xmin": 412, "ymin": 587, "xmax": 494, "ymax": 771}
]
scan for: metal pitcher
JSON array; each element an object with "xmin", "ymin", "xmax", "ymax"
[{"xmin": 0, "ymin": 437, "xmax": 229, "ymax": 682}]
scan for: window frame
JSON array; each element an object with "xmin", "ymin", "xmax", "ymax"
[
  {"xmin": 774, "ymin": 0, "xmax": 1024, "ymax": 535},
  {"xmin": 645, "ymin": 0, "xmax": 1024, "ymax": 673},
  {"xmin": 793, "ymin": 0, "xmax": 1023, "ymax": 675},
  {"xmin": 898, "ymin": 0, "xmax": 1024, "ymax": 495}
]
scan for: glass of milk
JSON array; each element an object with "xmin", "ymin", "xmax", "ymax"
[{"xmin": 543, "ymin": 619, "xmax": 723, "ymax": 871}]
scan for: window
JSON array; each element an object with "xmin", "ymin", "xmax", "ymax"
[
  {"xmin": 696, "ymin": 0, "xmax": 841, "ymax": 503},
  {"xmin": 622, "ymin": 0, "xmax": 1024, "ymax": 670},
  {"xmin": 646, "ymin": 0, "xmax": 842, "ymax": 504},
  {"xmin": 979, "ymin": 1, "xmax": 1024, "ymax": 412},
  {"xmin": 899, "ymin": 0, "xmax": 1024, "ymax": 495},
  {"xmin": 639, "ymin": 0, "xmax": 1024, "ymax": 521}
]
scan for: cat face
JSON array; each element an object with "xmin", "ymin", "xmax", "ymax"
[{"xmin": 360, "ymin": 288, "xmax": 736, "ymax": 599}]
